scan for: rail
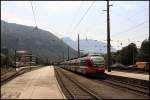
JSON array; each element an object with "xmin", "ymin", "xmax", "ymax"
[
  {"xmin": 95, "ymin": 78, "xmax": 149, "ymax": 95},
  {"xmin": 55, "ymin": 66, "xmax": 102, "ymax": 99}
]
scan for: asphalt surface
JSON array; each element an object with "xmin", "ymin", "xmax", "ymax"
[
  {"xmin": 1, "ymin": 66, "xmax": 65, "ymax": 99},
  {"xmin": 105, "ymin": 70, "xmax": 149, "ymax": 80}
]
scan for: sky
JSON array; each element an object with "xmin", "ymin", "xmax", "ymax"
[{"xmin": 1, "ymin": 1, "xmax": 149, "ymax": 50}]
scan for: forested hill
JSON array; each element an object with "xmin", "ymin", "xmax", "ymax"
[{"xmin": 1, "ymin": 20, "xmax": 77, "ymax": 62}]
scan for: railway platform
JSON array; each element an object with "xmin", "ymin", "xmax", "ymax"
[
  {"xmin": 105, "ymin": 70, "xmax": 149, "ymax": 81},
  {"xmin": 1, "ymin": 66, "xmax": 66, "ymax": 99}
]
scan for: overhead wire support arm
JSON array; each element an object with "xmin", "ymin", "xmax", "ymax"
[
  {"xmin": 67, "ymin": 1, "xmax": 83, "ymax": 34},
  {"xmin": 78, "ymin": 34, "xmax": 80, "ymax": 58}
]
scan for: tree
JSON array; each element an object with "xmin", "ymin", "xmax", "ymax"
[
  {"xmin": 1, "ymin": 49, "xmax": 16, "ymax": 67},
  {"xmin": 111, "ymin": 51, "xmax": 121, "ymax": 63},
  {"xmin": 112, "ymin": 39, "xmax": 149, "ymax": 65},
  {"xmin": 136, "ymin": 39, "xmax": 149, "ymax": 62},
  {"xmin": 141, "ymin": 39, "xmax": 149, "ymax": 55},
  {"xmin": 120, "ymin": 43, "xmax": 138, "ymax": 65},
  {"xmin": 1, "ymin": 53, "xmax": 7, "ymax": 66}
]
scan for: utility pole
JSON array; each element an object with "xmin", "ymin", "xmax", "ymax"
[
  {"xmin": 47, "ymin": 57, "xmax": 49, "ymax": 65},
  {"xmin": 15, "ymin": 49, "xmax": 16, "ymax": 68},
  {"xmin": 30, "ymin": 54, "xmax": 32, "ymax": 71},
  {"xmin": 62, "ymin": 51, "xmax": 64, "ymax": 61},
  {"xmin": 67, "ymin": 46, "xmax": 70, "ymax": 60},
  {"xmin": 132, "ymin": 45, "xmax": 134, "ymax": 64},
  {"xmin": 106, "ymin": 0, "xmax": 112, "ymax": 72},
  {"xmin": 78, "ymin": 34, "xmax": 80, "ymax": 58},
  {"xmin": 15, "ymin": 38, "xmax": 19, "ymax": 68},
  {"xmin": 148, "ymin": 0, "xmax": 150, "ymax": 64}
]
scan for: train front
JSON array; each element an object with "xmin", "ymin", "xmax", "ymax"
[{"xmin": 90, "ymin": 56, "xmax": 105, "ymax": 74}]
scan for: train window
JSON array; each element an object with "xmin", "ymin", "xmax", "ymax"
[
  {"xmin": 92, "ymin": 60, "xmax": 104, "ymax": 67},
  {"xmin": 90, "ymin": 57, "xmax": 105, "ymax": 67},
  {"xmin": 80, "ymin": 60, "xmax": 86, "ymax": 66}
]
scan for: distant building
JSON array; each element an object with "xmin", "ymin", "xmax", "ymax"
[{"xmin": 16, "ymin": 50, "xmax": 36, "ymax": 67}]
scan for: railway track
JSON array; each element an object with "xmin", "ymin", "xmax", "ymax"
[
  {"xmin": 1, "ymin": 66, "xmax": 41, "ymax": 85},
  {"xmin": 55, "ymin": 66, "xmax": 149, "ymax": 99},
  {"xmin": 54, "ymin": 67, "xmax": 101, "ymax": 99},
  {"xmin": 62, "ymin": 67, "xmax": 149, "ymax": 95},
  {"xmin": 1, "ymin": 68, "xmax": 27, "ymax": 85},
  {"xmin": 57, "ymin": 66, "xmax": 149, "ymax": 96},
  {"xmin": 95, "ymin": 78, "xmax": 149, "ymax": 95}
]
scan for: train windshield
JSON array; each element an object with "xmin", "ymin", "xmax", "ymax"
[{"xmin": 91, "ymin": 57, "xmax": 105, "ymax": 67}]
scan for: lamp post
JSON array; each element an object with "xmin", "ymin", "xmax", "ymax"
[
  {"xmin": 67, "ymin": 46, "xmax": 70, "ymax": 60},
  {"xmin": 78, "ymin": 34, "xmax": 80, "ymax": 58}
]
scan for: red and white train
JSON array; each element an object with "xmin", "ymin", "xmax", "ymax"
[{"xmin": 60, "ymin": 54, "xmax": 106, "ymax": 76}]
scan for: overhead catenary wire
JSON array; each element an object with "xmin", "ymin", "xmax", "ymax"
[
  {"xmin": 30, "ymin": 1, "xmax": 37, "ymax": 27},
  {"xmin": 67, "ymin": 1, "xmax": 84, "ymax": 34},
  {"xmin": 72, "ymin": 1, "xmax": 95, "ymax": 32},
  {"xmin": 127, "ymin": 6, "xmax": 148, "ymax": 21},
  {"xmin": 109, "ymin": 2, "xmax": 149, "ymax": 47},
  {"xmin": 112, "ymin": 5, "xmax": 149, "ymax": 26},
  {"xmin": 83, "ymin": 1, "xmax": 112, "ymax": 41},
  {"xmin": 112, "ymin": 20, "xmax": 149, "ymax": 37},
  {"xmin": 84, "ymin": 4, "xmax": 107, "ymax": 34}
]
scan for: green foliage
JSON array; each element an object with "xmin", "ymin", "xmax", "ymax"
[
  {"xmin": 1, "ymin": 20, "xmax": 77, "ymax": 63},
  {"xmin": 136, "ymin": 52, "xmax": 146, "ymax": 62},
  {"xmin": 1, "ymin": 53, "xmax": 9, "ymax": 66},
  {"xmin": 111, "ymin": 43, "xmax": 138, "ymax": 65},
  {"xmin": 141, "ymin": 39, "xmax": 149, "ymax": 54},
  {"xmin": 1, "ymin": 53, "xmax": 6, "ymax": 66},
  {"xmin": 1, "ymin": 48, "xmax": 15, "ymax": 67},
  {"xmin": 121, "ymin": 43, "xmax": 138, "ymax": 65},
  {"xmin": 112, "ymin": 39, "xmax": 149, "ymax": 66},
  {"xmin": 111, "ymin": 51, "xmax": 121, "ymax": 63},
  {"xmin": 136, "ymin": 39, "xmax": 149, "ymax": 62}
]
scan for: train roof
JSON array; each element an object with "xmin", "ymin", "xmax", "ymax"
[{"xmin": 61, "ymin": 53, "xmax": 103, "ymax": 63}]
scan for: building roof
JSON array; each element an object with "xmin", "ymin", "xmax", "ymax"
[{"xmin": 16, "ymin": 51, "xmax": 28, "ymax": 54}]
